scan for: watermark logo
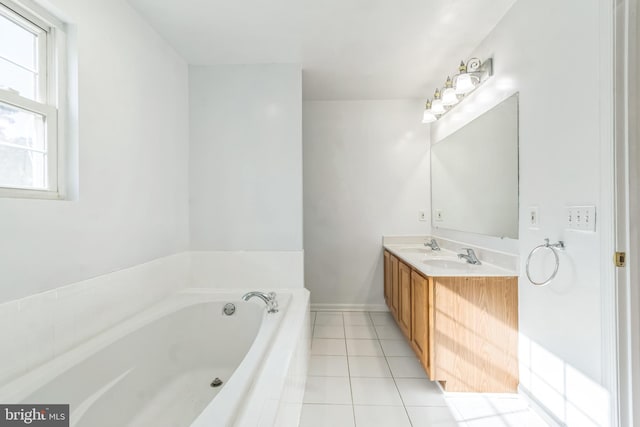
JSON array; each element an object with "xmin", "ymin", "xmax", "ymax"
[{"xmin": 0, "ymin": 405, "xmax": 68, "ymax": 426}]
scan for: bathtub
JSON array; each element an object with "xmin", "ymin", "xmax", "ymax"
[{"xmin": 0, "ymin": 288, "xmax": 310, "ymax": 427}]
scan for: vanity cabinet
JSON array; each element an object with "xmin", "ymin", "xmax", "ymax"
[
  {"xmin": 410, "ymin": 271, "xmax": 433, "ymax": 379},
  {"xmin": 383, "ymin": 249, "xmax": 518, "ymax": 393}
]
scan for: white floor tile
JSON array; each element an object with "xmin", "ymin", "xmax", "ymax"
[
  {"xmin": 314, "ymin": 325, "xmax": 346, "ymax": 339},
  {"xmin": 343, "ymin": 312, "xmax": 373, "ymax": 326},
  {"xmin": 463, "ymin": 415, "xmax": 510, "ymax": 427},
  {"xmin": 486, "ymin": 395, "xmax": 530, "ymax": 413},
  {"xmin": 353, "ymin": 405, "xmax": 411, "ymax": 427},
  {"xmin": 448, "ymin": 396, "xmax": 548, "ymax": 427},
  {"xmin": 344, "ymin": 325, "xmax": 378, "ymax": 339},
  {"xmin": 346, "ymin": 339, "xmax": 384, "ymax": 356},
  {"xmin": 351, "ymin": 377, "xmax": 403, "ymax": 405},
  {"xmin": 501, "ymin": 409, "xmax": 550, "ymax": 427},
  {"xmin": 312, "ymin": 338, "xmax": 347, "ymax": 356},
  {"xmin": 299, "ymin": 404, "xmax": 355, "ymax": 427},
  {"xmin": 370, "ymin": 311, "xmax": 395, "ymax": 325},
  {"xmin": 309, "ymin": 355, "xmax": 350, "ymax": 377},
  {"xmin": 304, "ymin": 311, "xmax": 549, "ymax": 427},
  {"xmin": 348, "ymin": 356, "xmax": 392, "ymax": 377},
  {"xmin": 379, "ymin": 339, "xmax": 415, "ymax": 357},
  {"xmin": 447, "ymin": 396, "xmax": 499, "ymax": 420},
  {"xmin": 395, "ymin": 378, "xmax": 447, "ymax": 406},
  {"xmin": 386, "ymin": 356, "xmax": 428, "ymax": 378},
  {"xmin": 315, "ymin": 312, "xmax": 344, "ymax": 326},
  {"xmin": 374, "ymin": 323, "xmax": 405, "ymax": 340},
  {"xmin": 304, "ymin": 376, "xmax": 352, "ymax": 405},
  {"xmin": 406, "ymin": 406, "xmax": 462, "ymax": 427}
]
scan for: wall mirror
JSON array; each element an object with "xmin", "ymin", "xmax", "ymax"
[{"xmin": 430, "ymin": 93, "xmax": 519, "ymax": 239}]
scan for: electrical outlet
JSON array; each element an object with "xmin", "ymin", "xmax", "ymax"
[
  {"xmin": 435, "ymin": 209, "xmax": 443, "ymax": 222},
  {"xmin": 567, "ymin": 205, "xmax": 596, "ymax": 232},
  {"xmin": 528, "ymin": 206, "xmax": 539, "ymax": 229},
  {"xmin": 418, "ymin": 210, "xmax": 426, "ymax": 221}
]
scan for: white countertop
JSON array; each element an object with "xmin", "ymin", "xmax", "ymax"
[{"xmin": 384, "ymin": 243, "xmax": 518, "ymax": 278}]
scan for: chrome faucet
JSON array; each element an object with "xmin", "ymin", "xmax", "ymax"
[
  {"xmin": 424, "ymin": 238, "xmax": 441, "ymax": 251},
  {"xmin": 458, "ymin": 248, "xmax": 481, "ymax": 265},
  {"xmin": 242, "ymin": 291, "xmax": 279, "ymax": 313}
]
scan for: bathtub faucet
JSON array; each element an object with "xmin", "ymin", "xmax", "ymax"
[{"xmin": 242, "ymin": 291, "xmax": 279, "ymax": 314}]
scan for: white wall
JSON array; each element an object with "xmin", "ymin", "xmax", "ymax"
[
  {"xmin": 189, "ymin": 64, "xmax": 303, "ymax": 252},
  {"xmin": 431, "ymin": 0, "xmax": 611, "ymax": 425},
  {"xmin": 0, "ymin": 0, "xmax": 190, "ymax": 303},
  {"xmin": 303, "ymin": 100, "xmax": 430, "ymax": 308}
]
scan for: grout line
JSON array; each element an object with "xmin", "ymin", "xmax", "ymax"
[
  {"xmin": 341, "ymin": 311, "xmax": 357, "ymax": 427},
  {"xmin": 373, "ymin": 312, "xmax": 415, "ymax": 426}
]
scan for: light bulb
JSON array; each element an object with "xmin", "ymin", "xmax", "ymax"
[
  {"xmin": 442, "ymin": 87, "xmax": 459, "ymax": 106},
  {"xmin": 422, "ymin": 110, "xmax": 437, "ymax": 123},
  {"xmin": 431, "ymin": 99, "xmax": 445, "ymax": 115},
  {"xmin": 454, "ymin": 73, "xmax": 476, "ymax": 94}
]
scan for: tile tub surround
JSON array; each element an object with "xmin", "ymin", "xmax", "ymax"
[
  {"xmin": 302, "ymin": 311, "xmax": 549, "ymax": 427},
  {"xmin": 0, "ymin": 253, "xmax": 190, "ymax": 385},
  {"xmin": 0, "ymin": 249, "xmax": 307, "ymax": 388}
]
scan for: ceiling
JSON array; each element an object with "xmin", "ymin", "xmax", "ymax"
[{"xmin": 127, "ymin": 0, "xmax": 516, "ymax": 100}]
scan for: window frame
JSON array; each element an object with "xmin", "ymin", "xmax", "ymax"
[{"xmin": 0, "ymin": 0, "xmax": 66, "ymax": 200}]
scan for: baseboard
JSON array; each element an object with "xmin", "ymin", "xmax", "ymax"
[
  {"xmin": 518, "ymin": 385, "xmax": 566, "ymax": 427},
  {"xmin": 310, "ymin": 303, "xmax": 389, "ymax": 312}
]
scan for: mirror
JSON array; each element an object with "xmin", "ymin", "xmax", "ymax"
[{"xmin": 430, "ymin": 93, "xmax": 519, "ymax": 239}]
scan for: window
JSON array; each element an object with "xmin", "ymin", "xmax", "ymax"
[{"xmin": 0, "ymin": 0, "xmax": 65, "ymax": 198}]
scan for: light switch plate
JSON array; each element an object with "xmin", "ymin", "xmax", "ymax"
[
  {"xmin": 528, "ymin": 206, "xmax": 539, "ymax": 229},
  {"xmin": 567, "ymin": 205, "xmax": 596, "ymax": 232},
  {"xmin": 418, "ymin": 210, "xmax": 426, "ymax": 221},
  {"xmin": 434, "ymin": 209, "xmax": 443, "ymax": 222}
]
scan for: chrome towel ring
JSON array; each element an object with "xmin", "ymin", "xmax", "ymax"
[{"xmin": 526, "ymin": 238, "xmax": 565, "ymax": 286}]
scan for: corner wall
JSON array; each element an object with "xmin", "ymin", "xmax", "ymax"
[
  {"xmin": 303, "ymin": 100, "xmax": 430, "ymax": 308},
  {"xmin": 188, "ymin": 64, "xmax": 304, "ymax": 288},
  {"xmin": 189, "ymin": 64, "xmax": 303, "ymax": 252}
]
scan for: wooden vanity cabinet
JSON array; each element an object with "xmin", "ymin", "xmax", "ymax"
[
  {"xmin": 382, "ymin": 249, "xmax": 518, "ymax": 393},
  {"xmin": 410, "ymin": 270, "xmax": 434, "ymax": 380}
]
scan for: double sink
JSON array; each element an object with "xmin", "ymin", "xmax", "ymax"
[{"xmin": 384, "ymin": 244, "xmax": 516, "ymax": 277}]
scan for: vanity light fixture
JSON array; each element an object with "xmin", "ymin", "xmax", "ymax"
[
  {"xmin": 441, "ymin": 76, "xmax": 459, "ymax": 106},
  {"xmin": 422, "ymin": 57, "xmax": 493, "ymax": 123},
  {"xmin": 430, "ymin": 88, "xmax": 446, "ymax": 115},
  {"xmin": 422, "ymin": 100, "xmax": 437, "ymax": 123}
]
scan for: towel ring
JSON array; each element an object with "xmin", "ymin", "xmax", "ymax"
[{"xmin": 526, "ymin": 238, "xmax": 565, "ymax": 286}]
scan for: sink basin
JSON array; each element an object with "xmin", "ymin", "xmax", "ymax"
[{"xmin": 422, "ymin": 258, "xmax": 472, "ymax": 269}]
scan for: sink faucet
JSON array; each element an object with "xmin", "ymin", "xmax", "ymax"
[
  {"xmin": 242, "ymin": 291, "xmax": 279, "ymax": 313},
  {"xmin": 458, "ymin": 248, "xmax": 481, "ymax": 265},
  {"xmin": 424, "ymin": 238, "xmax": 441, "ymax": 251}
]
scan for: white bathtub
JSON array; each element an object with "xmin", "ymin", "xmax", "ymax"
[{"xmin": 0, "ymin": 288, "xmax": 310, "ymax": 427}]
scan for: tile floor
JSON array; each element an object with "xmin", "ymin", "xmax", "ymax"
[{"xmin": 300, "ymin": 311, "xmax": 550, "ymax": 427}]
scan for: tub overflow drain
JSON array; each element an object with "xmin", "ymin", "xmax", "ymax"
[{"xmin": 210, "ymin": 378, "xmax": 223, "ymax": 388}]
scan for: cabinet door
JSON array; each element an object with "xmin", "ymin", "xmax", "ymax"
[
  {"xmin": 411, "ymin": 270, "xmax": 434, "ymax": 380},
  {"xmin": 398, "ymin": 261, "xmax": 412, "ymax": 339},
  {"xmin": 384, "ymin": 251, "xmax": 392, "ymax": 307},
  {"xmin": 390, "ymin": 255, "xmax": 399, "ymax": 318}
]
